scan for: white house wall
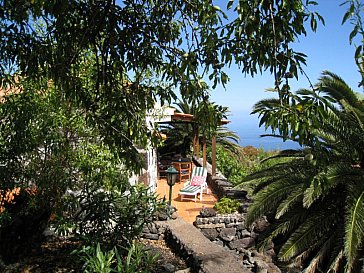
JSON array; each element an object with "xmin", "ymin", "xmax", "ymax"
[{"xmin": 129, "ymin": 104, "xmax": 175, "ymax": 192}]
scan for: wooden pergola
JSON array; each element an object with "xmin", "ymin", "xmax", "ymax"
[{"xmin": 167, "ymin": 111, "xmax": 230, "ymax": 177}]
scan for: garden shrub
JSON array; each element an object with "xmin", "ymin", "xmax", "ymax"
[
  {"xmin": 207, "ymin": 146, "xmax": 249, "ymax": 183},
  {"xmin": 0, "ymin": 81, "xmax": 159, "ymax": 264},
  {"xmin": 213, "ymin": 197, "xmax": 241, "ymax": 214},
  {"xmin": 74, "ymin": 242, "xmax": 159, "ymax": 273},
  {"xmin": 56, "ymin": 184, "xmax": 159, "ymax": 247},
  {"xmin": 207, "ymin": 145, "xmax": 287, "ymax": 186}
]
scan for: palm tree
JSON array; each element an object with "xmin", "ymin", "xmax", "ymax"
[
  {"xmin": 158, "ymin": 97, "xmax": 242, "ymax": 158},
  {"xmin": 239, "ymin": 71, "xmax": 364, "ymax": 273}
]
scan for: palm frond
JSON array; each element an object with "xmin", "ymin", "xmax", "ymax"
[
  {"xmin": 344, "ymin": 187, "xmax": 364, "ymax": 273},
  {"xmin": 328, "ymin": 250, "xmax": 344, "ymax": 273},
  {"xmin": 276, "ymin": 184, "xmax": 305, "ymax": 219},
  {"xmin": 303, "ymin": 163, "xmax": 351, "ymax": 208},
  {"xmin": 243, "ymin": 158, "xmax": 309, "ymax": 181},
  {"xmin": 258, "ymin": 133, "xmax": 301, "ymax": 143},
  {"xmin": 319, "ymin": 71, "xmax": 360, "ymax": 110},
  {"xmin": 326, "ymin": 226, "xmax": 345, "ymax": 273},
  {"xmin": 174, "ymin": 99, "xmax": 199, "ymax": 115},
  {"xmin": 215, "ymin": 126, "xmax": 240, "ymax": 143},
  {"xmin": 285, "ymin": 226, "xmax": 335, "ymax": 271},
  {"xmin": 340, "ymin": 99, "xmax": 364, "ymax": 132},
  {"xmin": 278, "ymin": 208, "xmax": 338, "ymax": 261},
  {"xmin": 303, "ymin": 231, "xmax": 337, "ymax": 273},
  {"xmin": 259, "ymin": 207, "xmax": 309, "ymax": 251},
  {"xmin": 211, "ymin": 127, "xmax": 242, "ymax": 158},
  {"xmin": 247, "ymin": 180, "xmax": 304, "ymax": 226},
  {"xmin": 251, "ymin": 97, "xmax": 281, "ymax": 114},
  {"xmin": 241, "ymin": 158, "xmax": 312, "ymax": 194},
  {"xmin": 260, "ymin": 149, "xmax": 304, "ymax": 164}
]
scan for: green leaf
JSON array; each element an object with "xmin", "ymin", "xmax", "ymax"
[
  {"xmin": 354, "ymin": 45, "xmax": 362, "ymax": 60},
  {"xmin": 279, "ymin": 210, "xmax": 337, "ymax": 261},
  {"xmin": 303, "ymin": 231, "xmax": 337, "ymax": 273},
  {"xmin": 342, "ymin": 4, "xmax": 354, "ymax": 24},
  {"xmin": 276, "ymin": 185, "xmax": 304, "ymax": 219},
  {"xmin": 349, "ymin": 25, "xmax": 359, "ymax": 44},
  {"xmin": 310, "ymin": 15, "xmax": 317, "ymax": 32},
  {"xmin": 247, "ymin": 180, "xmax": 300, "ymax": 226},
  {"xmin": 344, "ymin": 189, "xmax": 364, "ymax": 273}
]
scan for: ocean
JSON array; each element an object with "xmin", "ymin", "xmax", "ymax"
[{"xmin": 228, "ymin": 116, "xmax": 302, "ymax": 151}]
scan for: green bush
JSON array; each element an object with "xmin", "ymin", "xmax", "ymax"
[
  {"xmin": 55, "ymin": 184, "xmax": 159, "ymax": 247},
  {"xmin": 207, "ymin": 146, "xmax": 249, "ymax": 183},
  {"xmin": 0, "ymin": 81, "xmax": 159, "ymax": 262},
  {"xmin": 213, "ymin": 197, "xmax": 241, "ymax": 214},
  {"xmin": 74, "ymin": 242, "xmax": 159, "ymax": 273},
  {"xmin": 207, "ymin": 145, "xmax": 288, "ymax": 186},
  {"xmin": 76, "ymin": 243, "xmax": 115, "ymax": 273}
]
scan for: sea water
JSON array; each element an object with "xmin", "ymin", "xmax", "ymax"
[{"xmin": 228, "ymin": 116, "xmax": 301, "ymax": 151}]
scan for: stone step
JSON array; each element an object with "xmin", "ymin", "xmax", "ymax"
[{"xmin": 161, "ymin": 218, "xmax": 251, "ymax": 273}]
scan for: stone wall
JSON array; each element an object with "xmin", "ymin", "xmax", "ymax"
[
  {"xmin": 194, "ymin": 212, "xmax": 252, "ymax": 248},
  {"xmin": 142, "ymin": 221, "xmax": 167, "ymax": 241},
  {"xmin": 208, "ymin": 177, "xmax": 249, "ymax": 203},
  {"xmin": 142, "ymin": 206, "xmax": 178, "ymax": 240},
  {"xmin": 141, "ymin": 211, "xmax": 281, "ymax": 273},
  {"xmin": 194, "ymin": 210, "xmax": 280, "ymax": 273}
]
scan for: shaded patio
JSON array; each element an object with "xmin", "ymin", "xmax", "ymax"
[
  {"xmin": 152, "ymin": 105, "xmax": 227, "ymax": 223},
  {"xmin": 156, "ymin": 177, "xmax": 218, "ymax": 224},
  {"xmin": 152, "ymin": 105, "xmax": 230, "ymax": 177}
]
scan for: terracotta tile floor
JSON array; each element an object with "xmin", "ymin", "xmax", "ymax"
[{"xmin": 156, "ymin": 178, "xmax": 218, "ymax": 224}]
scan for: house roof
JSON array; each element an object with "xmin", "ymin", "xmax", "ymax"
[
  {"xmin": 171, "ymin": 112, "xmax": 194, "ymax": 122},
  {"xmin": 151, "ymin": 105, "xmax": 230, "ymax": 125},
  {"xmin": 172, "ymin": 112, "xmax": 230, "ymax": 124}
]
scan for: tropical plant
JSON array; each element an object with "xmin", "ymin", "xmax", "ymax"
[
  {"xmin": 76, "ymin": 243, "xmax": 115, "ymax": 273},
  {"xmin": 74, "ymin": 242, "xmax": 159, "ymax": 273},
  {"xmin": 159, "ymin": 96, "xmax": 242, "ymax": 159},
  {"xmin": 214, "ymin": 197, "xmax": 241, "ymax": 214},
  {"xmin": 114, "ymin": 242, "xmax": 160, "ymax": 273},
  {"xmin": 240, "ymin": 71, "xmax": 364, "ymax": 273},
  {"xmin": 0, "ymin": 0, "xmax": 324, "ymax": 266},
  {"xmin": 342, "ymin": 0, "xmax": 364, "ymax": 87},
  {"xmin": 64, "ymin": 184, "xmax": 158, "ymax": 246},
  {"xmin": 206, "ymin": 145, "xmax": 248, "ymax": 183}
]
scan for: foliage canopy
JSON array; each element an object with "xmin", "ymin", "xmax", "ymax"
[
  {"xmin": 0, "ymin": 0, "xmax": 322, "ymax": 168},
  {"xmin": 0, "ymin": 0, "xmax": 327, "ymax": 268}
]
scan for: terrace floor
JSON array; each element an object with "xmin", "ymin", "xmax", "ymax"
[{"xmin": 156, "ymin": 178, "xmax": 218, "ymax": 224}]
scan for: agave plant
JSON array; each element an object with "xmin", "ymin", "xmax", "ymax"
[{"xmin": 240, "ymin": 71, "xmax": 364, "ymax": 273}]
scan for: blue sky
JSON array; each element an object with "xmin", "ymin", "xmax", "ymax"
[{"xmin": 209, "ymin": 0, "xmax": 362, "ymax": 137}]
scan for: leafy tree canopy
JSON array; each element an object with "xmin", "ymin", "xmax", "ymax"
[{"xmin": 0, "ymin": 0, "xmax": 321, "ymax": 170}]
